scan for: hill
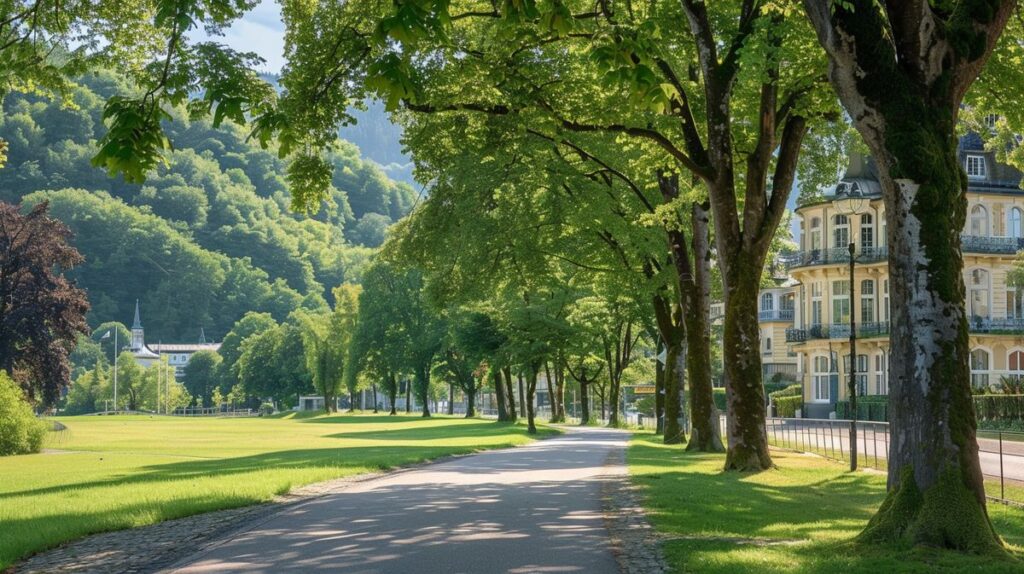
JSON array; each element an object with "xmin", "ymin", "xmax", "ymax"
[{"xmin": 0, "ymin": 71, "xmax": 417, "ymax": 340}]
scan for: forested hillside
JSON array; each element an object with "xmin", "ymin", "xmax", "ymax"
[{"xmin": 0, "ymin": 71, "xmax": 417, "ymax": 341}]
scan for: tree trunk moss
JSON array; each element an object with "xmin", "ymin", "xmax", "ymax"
[{"xmin": 723, "ymin": 261, "xmax": 772, "ymax": 470}]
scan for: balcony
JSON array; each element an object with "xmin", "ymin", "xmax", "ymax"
[
  {"xmin": 786, "ymin": 322, "xmax": 891, "ymax": 343},
  {"xmin": 786, "ymin": 318, "xmax": 1024, "ymax": 343},
  {"xmin": 759, "ymin": 309, "xmax": 795, "ymax": 322},
  {"xmin": 961, "ymin": 235, "xmax": 1024, "ymax": 255},
  {"xmin": 780, "ymin": 246, "xmax": 888, "ymax": 270}
]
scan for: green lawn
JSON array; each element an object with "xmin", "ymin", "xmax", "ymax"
[
  {"xmin": 0, "ymin": 413, "xmax": 552, "ymax": 569},
  {"xmin": 629, "ymin": 433, "xmax": 1024, "ymax": 573}
]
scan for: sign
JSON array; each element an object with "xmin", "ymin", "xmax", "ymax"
[{"xmin": 633, "ymin": 385, "xmax": 657, "ymax": 395}]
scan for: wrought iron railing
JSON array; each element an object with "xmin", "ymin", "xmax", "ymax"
[
  {"xmin": 961, "ymin": 234, "xmax": 1024, "ymax": 254},
  {"xmin": 785, "ymin": 322, "xmax": 890, "ymax": 342},
  {"xmin": 780, "ymin": 246, "xmax": 888, "ymax": 269},
  {"xmin": 758, "ymin": 309, "xmax": 795, "ymax": 322}
]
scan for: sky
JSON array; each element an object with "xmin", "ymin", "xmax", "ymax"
[{"xmin": 204, "ymin": 1, "xmax": 286, "ymax": 72}]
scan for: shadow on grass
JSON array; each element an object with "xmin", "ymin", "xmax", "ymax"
[{"xmin": 630, "ymin": 434, "xmax": 1024, "ymax": 573}]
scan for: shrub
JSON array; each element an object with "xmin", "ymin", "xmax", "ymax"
[
  {"xmin": 974, "ymin": 394, "xmax": 1024, "ymax": 423},
  {"xmin": 0, "ymin": 372, "xmax": 48, "ymax": 456},
  {"xmin": 259, "ymin": 402, "xmax": 275, "ymax": 416},
  {"xmin": 775, "ymin": 395, "xmax": 802, "ymax": 418},
  {"xmin": 769, "ymin": 383, "xmax": 802, "ymax": 402}
]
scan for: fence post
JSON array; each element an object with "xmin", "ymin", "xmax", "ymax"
[{"xmin": 1000, "ymin": 431, "xmax": 1005, "ymax": 502}]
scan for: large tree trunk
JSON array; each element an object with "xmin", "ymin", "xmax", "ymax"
[
  {"xmin": 525, "ymin": 364, "xmax": 538, "ymax": 434},
  {"xmin": 388, "ymin": 373, "xmax": 397, "ymax": 415},
  {"xmin": 518, "ymin": 372, "xmax": 526, "ymax": 416},
  {"xmin": 721, "ymin": 260, "xmax": 771, "ymax": 470},
  {"xmin": 654, "ymin": 341, "xmax": 666, "ymax": 435},
  {"xmin": 608, "ymin": 374, "xmax": 620, "ymax": 427},
  {"xmin": 448, "ymin": 383, "xmax": 454, "ymax": 415},
  {"xmin": 684, "ymin": 203, "xmax": 724, "ymax": 452},
  {"xmin": 503, "ymin": 366, "xmax": 517, "ymax": 422},
  {"xmin": 653, "ymin": 294, "xmax": 685, "ymax": 445},
  {"xmin": 801, "ymin": 1, "xmax": 1013, "ymax": 551},
  {"xmin": 372, "ymin": 383, "xmax": 378, "ymax": 413},
  {"xmin": 552, "ymin": 359, "xmax": 566, "ymax": 423},
  {"xmin": 416, "ymin": 367, "xmax": 430, "ymax": 418},
  {"xmin": 466, "ymin": 383, "xmax": 476, "ymax": 418},
  {"xmin": 494, "ymin": 368, "xmax": 508, "ymax": 421},
  {"xmin": 405, "ymin": 378, "xmax": 411, "ymax": 413},
  {"xmin": 579, "ymin": 380, "xmax": 590, "ymax": 425},
  {"xmin": 859, "ymin": 134, "xmax": 998, "ymax": 549}
]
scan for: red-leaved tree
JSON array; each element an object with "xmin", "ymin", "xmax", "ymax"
[{"xmin": 0, "ymin": 201, "xmax": 89, "ymax": 406}]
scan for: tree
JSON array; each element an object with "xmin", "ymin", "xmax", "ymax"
[
  {"xmin": 183, "ymin": 350, "xmax": 223, "ymax": 408},
  {"xmin": 267, "ymin": 0, "xmax": 837, "ymax": 469},
  {"xmin": 802, "ymin": 0, "xmax": 1016, "ymax": 552},
  {"xmin": 0, "ymin": 201, "xmax": 89, "ymax": 405},
  {"xmin": 113, "ymin": 351, "xmax": 146, "ymax": 411},
  {"xmin": 219, "ymin": 312, "xmax": 277, "ymax": 389},
  {"xmin": 65, "ymin": 364, "xmax": 107, "ymax": 415},
  {"xmin": 331, "ymin": 283, "xmax": 362, "ymax": 410}
]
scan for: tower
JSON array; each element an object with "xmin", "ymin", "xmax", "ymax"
[{"xmin": 131, "ymin": 299, "xmax": 145, "ymax": 351}]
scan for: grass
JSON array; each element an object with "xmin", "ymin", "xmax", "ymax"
[
  {"xmin": 0, "ymin": 413, "xmax": 553, "ymax": 569},
  {"xmin": 628, "ymin": 433, "xmax": 1024, "ymax": 573}
]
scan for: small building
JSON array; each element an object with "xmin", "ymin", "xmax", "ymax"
[{"xmin": 128, "ymin": 300, "xmax": 220, "ymax": 379}]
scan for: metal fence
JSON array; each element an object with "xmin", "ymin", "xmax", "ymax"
[{"xmin": 764, "ymin": 417, "xmax": 1024, "ymax": 507}]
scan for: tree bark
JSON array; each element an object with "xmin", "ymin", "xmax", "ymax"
[
  {"xmin": 416, "ymin": 367, "xmax": 430, "ymax": 418},
  {"xmin": 405, "ymin": 378, "xmax": 411, "ymax": 413},
  {"xmin": 388, "ymin": 372, "xmax": 398, "ymax": 415},
  {"xmin": 721, "ymin": 260, "xmax": 771, "ymax": 469},
  {"xmin": 466, "ymin": 383, "xmax": 476, "ymax": 418},
  {"xmin": 580, "ymin": 380, "xmax": 590, "ymax": 425},
  {"xmin": 448, "ymin": 383, "xmax": 454, "ymax": 415},
  {"xmin": 518, "ymin": 372, "xmax": 526, "ymax": 416},
  {"xmin": 503, "ymin": 366, "xmax": 517, "ymax": 422},
  {"xmin": 372, "ymin": 383, "xmax": 378, "ymax": 413},
  {"xmin": 654, "ymin": 340, "xmax": 666, "ymax": 435},
  {"xmin": 526, "ymin": 364, "xmax": 539, "ymax": 434},
  {"xmin": 552, "ymin": 358, "xmax": 566, "ymax": 423},
  {"xmin": 684, "ymin": 203, "xmax": 724, "ymax": 452},
  {"xmin": 802, "ymin": 0, "xmax": 1013, "ymax": 551},
  {"xmin": 494, "ymin": 368, "xmax": 509, "ymax": 421}
]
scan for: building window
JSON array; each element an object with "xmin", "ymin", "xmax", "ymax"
[
  {"xmin": 875, "ymin": 352, "xmax": 888, "ymax": 395},
  {"xmin": 761, "ymin": 293, "xmax": 774, "ymax": 312},
  {"xmin": 880, "ymin": 213, "xmax": 887, "ymax": 247},
  {"xmin": 809, "ymin": 217, "xmax": 822, "ymax": 252},
  {"xmin": 764, "ymin": 337, "xmax": 772, "ymax": 355},
  {"xmin": 811, "ymin": 283, "xmax": 823, "ymax": 326},
  {"xmin": 860, "ymin": 279, "xmax": 875, "ymax": 324},
  {"xmin": 966, "ymin": 155, "xmax": 987, "ymax": 179},
  {"xmin": 1008, "ymin": 285, "xmax": 1024, "ymax": 320},
  {"xmin": 1010, "ymin": 208, "xmax": 1023, "ymax": 239},
  {"xmin": 833, "ymin": 215, "xmax": 849, "ymax": 249},
  {"xmin": 860, "ymin": 213, "xmax": 874, "ymax": 252},
  {"xmin": 856, "ymin": 354, "xmax": 868, "ymax": 396},
  {"xmin": 813, "ymin": 355, "xmax": 832, "ymax": 402},
  {"xmin": 969, "ymin": 204, "xmax": 989, "ymax": 236},
  {"xmin": 1008, "ymin": 350, "xmax": 1024, "ymax": 384},
  {"xmin": 971, "ymin": 348, "xmax": 991, "ymax": 389},
  {"xmin": 883, "ymin": 279, "xmax": 890, "ymax": 322},
  {"xmin": 832, "ymin": 280, "xmax": 850, "ymax": 324},
  {"xmin": 969, "ymin": 269, "xmax": 991, "ymax": 321}
]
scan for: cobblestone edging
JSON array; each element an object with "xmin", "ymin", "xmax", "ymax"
[
  {"xmin": 602, "ymin": 449, "xmax": 670, "ymax": 574},
  {"xmin": 11, "ymin": 457, "xmax": 462, "ymax": 574}
]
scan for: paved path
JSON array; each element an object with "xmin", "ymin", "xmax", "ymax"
[{"xmin": 164, "ymin": 427, "xmax": 629, "ymax": 574}]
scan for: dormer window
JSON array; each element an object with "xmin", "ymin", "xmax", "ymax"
[{"xmin": 966, "ymin": 155, "xmax": 987, "ymax": 179}]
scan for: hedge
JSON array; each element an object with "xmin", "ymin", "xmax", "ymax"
[
  {"xmin": 974, "ymin": 395, "xmax": 1024, "ymax": 423},
  {"xmin": 713, "ymin": 388, "xmax": 727, "ymax": 412},
  {"xmin": 835, "ymin": 395, "xmax": 889, "ymax": 421},
  {"xmin": 775, "ymin": 395, "xmax": 802, "ymax": 418}
]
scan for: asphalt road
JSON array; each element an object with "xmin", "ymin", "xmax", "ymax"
[{"xmin": 164, "ymin": 427, "xmax": 628, "ymax": 574}]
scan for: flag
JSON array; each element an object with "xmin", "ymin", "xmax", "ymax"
[{"xmin": 100, "ymin": 331, "xmax": 111, "ymax": 340}]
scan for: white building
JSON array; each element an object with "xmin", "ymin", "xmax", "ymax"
[{"xmin": 129, "ymin": 300, "xmax": 220, "ymax": 378}]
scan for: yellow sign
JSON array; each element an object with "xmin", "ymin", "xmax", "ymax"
[{"xmin": 633, "ymin": 385, "xmax": 656, "ymax": 395}]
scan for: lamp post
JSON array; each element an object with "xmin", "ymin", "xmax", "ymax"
[{"xmin": 834, "ymin": 184, "xmax": 867, "ymax": 471}]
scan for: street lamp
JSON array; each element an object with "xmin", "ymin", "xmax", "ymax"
[{"xmin": 834, "ymin": 182, "xmax": 867, "ymax": 471}]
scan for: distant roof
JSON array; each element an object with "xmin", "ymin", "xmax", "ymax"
[
  {"xmin": 150, "ymin": 343, "xmax": 221, "ymax": 353},
  {"xmin": 133, "ymin": 346, "xmax": 160, "ymax": 359}
]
